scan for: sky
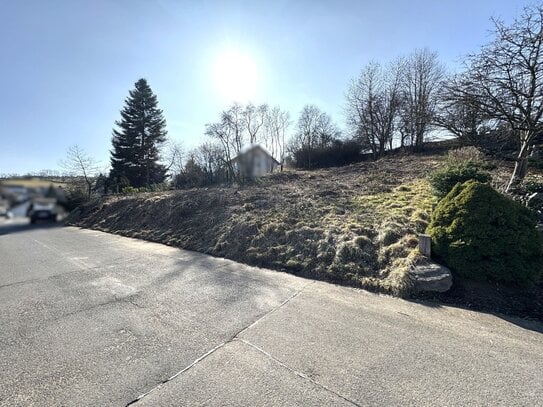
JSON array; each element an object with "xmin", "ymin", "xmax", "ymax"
[{"xmin": 0, "ymin": 0, "xmax": 529, "ymax": 174}]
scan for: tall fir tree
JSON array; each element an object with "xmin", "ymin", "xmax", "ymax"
[{"xmin": 110, "ymin": 78, "xmax": 167, "ymax": 188}]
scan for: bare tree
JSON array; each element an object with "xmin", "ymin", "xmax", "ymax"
[
  {"xmin": 265, "ymin": 106, "xmax": 291, "ymax": 169},
  {"xmin": 206, "ymin": 102, "xmax": 292, "ymax": 177},
  {"xmin": 163, "ymin": 139, "xmax": 185, "ymax": 179},
  {"xmin": 60, "ymin": 145, "xmax": 99, "ymax": 198},
  {"xmin": 197, "ymin": 142, "xmax": 224, "ymax": 182},
  {"xmin": 243, "ymin": 103, "xmax": 268, "ymax": 144},
  {"xmin": 205, "ymin": 120, "xmax": 236, "ymax": 179},
  {"xmin": 434, "ymin": 74, "xmax": 489, "ymax": 145},
  {"xmin": 455, "ymin": 5, "xmax": 543, "ymax": 190},
  {"xmin": 400, "ymin": 49, "xmax": 444, "ymax": 150},
  {"xmin": 291, "ymin": 105, "xmax": 339, "ymax": 168},
  {"xmin": 346, "ymin": 60, "xmax": 403, "ymax": 158},
  {"xmin": 222, "ymin": 103, "xmax": 245, "ymax": 154},
  {"xmin": 206, "ymin": 103, "xmax": 248, "ymax": 181}
]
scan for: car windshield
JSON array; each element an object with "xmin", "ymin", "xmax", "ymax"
[{"xmin": 33, "ymin": 203, "xmax": 54, "ymax": 211}]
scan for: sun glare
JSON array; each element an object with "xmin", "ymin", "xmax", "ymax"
[{"xmin": 212, "ymin": 48, "xmax": 258, "ymax": 103}]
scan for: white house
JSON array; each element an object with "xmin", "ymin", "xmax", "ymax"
[{"xmin": 228, "ymin": 145, "xmax": 280, "ymax": 179}]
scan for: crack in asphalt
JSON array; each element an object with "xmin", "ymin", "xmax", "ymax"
[
  {"xmin": 236, "ymin": 338, "xmax": 362, "ymax": 407},
  {"xmin": 125, "ymin": 280, "xmax": 316, "ymax": 406},
  {"xmin": 0, "ymin": 263, "xmax": 119, "ymax": 291}
]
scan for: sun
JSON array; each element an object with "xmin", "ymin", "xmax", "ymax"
[{"xmin": 212, "ymin": 47, "xmax": 259, "ymax": 103}]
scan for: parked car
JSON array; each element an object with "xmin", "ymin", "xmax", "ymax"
[{"xmin": 27, "ymin": 198, "xmax": 57, "ymax": 224}]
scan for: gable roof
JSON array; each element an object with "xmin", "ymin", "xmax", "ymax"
[{"xmin": 230, "ymin": 144, "xmax": 280, "ymax": 165}]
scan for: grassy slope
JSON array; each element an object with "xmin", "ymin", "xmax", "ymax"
[
  {"xmin": 68, "ymin": 152, "xmax": 543, "ymax": 319},
  {"xmin": 69, "ymin": 154, "xmax": 443, "ymax": 296}
]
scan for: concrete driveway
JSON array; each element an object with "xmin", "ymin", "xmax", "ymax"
[{"xmin": 1, "ymin": 219, "xmax": 541, "ymax": 406}]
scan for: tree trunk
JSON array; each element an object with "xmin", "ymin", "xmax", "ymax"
[
  {"xmin": 506, "ymin": 142, "xmax": 532, "ymax": 192},
  {"xmin": 146, "ymin": 159, "xmax": 150, "ymax": 187},
  {"xmin": 379, "ymin": 138, "xmax": 386, "ymax": 157},
  {"xmin": 414, "ymin": 127, "xmax": 424, "ymax": 152}
]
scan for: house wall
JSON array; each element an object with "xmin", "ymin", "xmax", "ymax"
[
  {"xmin": 229, "ymin": 147, "xmax": 278, "ymax": 179},
  {"xmin": 252, "ymin": 149, "xmax": 277, "ymax": 177}
]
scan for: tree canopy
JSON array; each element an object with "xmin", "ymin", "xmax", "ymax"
[{"xmin": 110, "ymin": 78, "xmax": 167, "ymax": 188}]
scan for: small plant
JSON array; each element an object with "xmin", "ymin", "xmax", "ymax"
[
  {"xmin": 121, "ymin": 183, "xmax": 169, "ymax": 194},
  {"xmin": 429, "ymin": 161, "xmax": 491, "ymax": 199},
  {"xmin": 121, "ymin": 186, "xmax": 139, "ymax": 194},
  {"xmin": 427, "ymin": 181, "xmax": 543, "ymax": 286}
]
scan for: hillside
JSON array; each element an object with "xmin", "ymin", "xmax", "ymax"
[{"xmin": 68, "ymin": 153, "xmax": 543, "ymax": 320}]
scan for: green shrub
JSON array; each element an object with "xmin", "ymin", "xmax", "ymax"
[
  {"xmin": 121, "ymin": 183, "xmax": 169, "ymax": 195},
  {"xmin": 121, "ymin": 186, "xmax": 139, "ymax": 194},
  {"xmin": 429, "ymin": 162, "xmax": 491, "ymax": 199},
  {"xmin": 528, "ymin": 157, "xmax": 543, "ymax": 170},
  {"xmin": 427, "ymin": 181, "xmax": 543, "ymax": 286},
  {"xmin": 63, "ymin": 187, "xmax": 89, "ymax": 212}
]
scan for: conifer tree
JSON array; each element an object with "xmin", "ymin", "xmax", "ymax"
[{"xmin": 110, "ymin": 78, "xmax": 167, "ymax": 188}]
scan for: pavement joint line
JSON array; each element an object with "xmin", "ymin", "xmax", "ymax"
[
  {"xmin": 235, "ymin": 280, "xmax": 316, "ymax": 338},
  {"xmin": 12, "ymin": 227, "xmax": 323, "ymax": 405},
  {"xmin": 125, "ymin": 341, "xmax": 228, "ymax": 406},
  {"xmin": 236, "ymin": 338, "xmax": 362, "ymax": 407},
  {"xmin": 125, "ymin": 280, "xmax": 315, "ymax": 406}
]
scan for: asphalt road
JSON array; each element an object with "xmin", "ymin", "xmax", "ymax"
[{"xmin": 1, "ymin": 219, "xmax": 542, "ymax": 406}]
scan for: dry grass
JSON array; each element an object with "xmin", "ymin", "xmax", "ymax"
[
  {"xmin": 69, "ymin": 154, "xmax": 451, "ymax": 296},
  {"xmin": 0, "ymin": 178, "xmax": 66, "ymax": 188}
]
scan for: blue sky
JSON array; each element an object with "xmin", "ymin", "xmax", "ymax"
[{"xmin": 0, "ymin": 0, "xmax": 528, "ymax": 174}]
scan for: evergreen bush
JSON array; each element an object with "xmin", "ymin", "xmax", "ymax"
[
  {"xmin": 429, "ymin": 162, "xmax": 491, "ymax": 199},
  {"xmin": 427, "ymin": 181, "xmax": 543, "ymax": 286}
]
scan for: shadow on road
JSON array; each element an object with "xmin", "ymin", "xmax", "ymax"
[
  {"xmin": 405, "ymin": 296, "xmax": 543, "ymax": 335},
  {"xmin": 0, "ymin": 219, "xmax": 64, "ymax": 236}
]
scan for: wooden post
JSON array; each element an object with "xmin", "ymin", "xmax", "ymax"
[{"xmin": 418, "ymin": 234, "xmax": 432, "ymax": 257}]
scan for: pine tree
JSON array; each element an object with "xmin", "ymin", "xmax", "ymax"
[{"xmin": 110, "ymin": 78, "xmax": 167, "ymax": 188}]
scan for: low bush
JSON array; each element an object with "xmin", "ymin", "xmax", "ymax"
[
  {"xmin": 427, "ymin": 181, "xmax": 543, "ymax": 286},
  {"xmin": 121, "ymin": 183, "xmax": 169, "ymax": 194},
  {"xmin": 63, "ymin": 187, "xmax": 89, "ymax": 212},
  {"xmin": 121, "ymin": 186, "xmax": 139, "ymax": 194},
  {"xmin": 429, "ymin": 162, "xmax": 491, "ymax": 199},
  {"xmin": 528, "ymin": 157, "xmax": 543, "ymax": 170},
  {"xmin": 292, "ymin": 139, "xmax": 362, "ymax": 168},
  {"xmin": 446, "ymin": 146, "xmax": 485, "ymax": 164}
]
